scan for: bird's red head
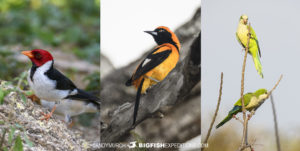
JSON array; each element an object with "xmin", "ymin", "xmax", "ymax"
[{"xmin": 22, "ymin": 49, "xmax": 53, "ymax": 67}]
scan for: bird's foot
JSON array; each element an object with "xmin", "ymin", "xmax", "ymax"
[
  {"xmin": 233, "ymin": 115, "xmax": 237, "ymax": 119},
  {"xmin": 67, "ymin": 121, "xmax": 75, "ymax": 128},
  {"xmin": 40, "ymin": 105, "xmax": 56, "ymax": 121},
  {"xmin": 40, "ymin": 112, "xmax": 53, "ymax": 121},
  {"xmin": 247, "ymin": 114, "xmax": 251, "ymax": 120}
]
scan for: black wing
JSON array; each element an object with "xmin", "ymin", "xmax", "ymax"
[
  {"xmin": 66, "ymin": 89, "xmax": 100, "ymax": 109},
  {"xmin": 131, "ymin": 48, "xmax": 172, "ymax": 81},
  {"xmin": 45, "ymin": 66, "xmax": 77, "ymax": 90}
]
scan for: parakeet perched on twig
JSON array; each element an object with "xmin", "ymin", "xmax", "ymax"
[
  {"xmin": 236, "ymin": 14, "xmax": 263, "ymax": 78},
  {"xmin": 216, "ymin": 88, "xmax": 268, "ymax": 129}
]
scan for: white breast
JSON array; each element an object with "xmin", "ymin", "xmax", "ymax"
[{"xmin": 28, "ymin": 61, "xmax": 70, "ymax": 102}]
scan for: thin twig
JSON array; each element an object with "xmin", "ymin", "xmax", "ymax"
[
  {"xmin": 202, "ymin": 72, "xmax": 224, "ymax": 150},
  {"xmin": 238, "ymin": 144, "xmax": 252, "ymax": 151},
  {"xmin": 240, "ymin": 22, "xmax": 251, "ymax": 148},
  {"xmin": 270, "ymin": 94, "xmax": 281, "ymax": 151},
  {"xmin": 267, "ymin": 75, "xmax": 283, "ymax": 97},
  {"xmin": 233, "ymin": 115, "xmax": 244, "ymax": 124},
  {"xmin": 237, "ymin": 139, "xmax": 256, "ymax": 151}
]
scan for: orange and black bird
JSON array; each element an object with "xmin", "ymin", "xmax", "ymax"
[{"xmin": 126, "ymin": 26, "xmax": 180, "ymax": 126}]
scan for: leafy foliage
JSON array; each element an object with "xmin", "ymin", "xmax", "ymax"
[
  {"xmin": 0, "ymin": 49, "xmax": 27, "ymax": 81},
  {"xmin": 0, "ymin": 0, "xmax": 100, "ymax": 50},
  {"xmin": 84, "ymin": 71, "xmax": 100, "ymax": 92},
  {"xmin": 13, "ymin": 135, "xmax": 23, "ymax": 151},
  {"xmin": 0, "ymin": 0, "xmax": 100, "ymax": 80}
]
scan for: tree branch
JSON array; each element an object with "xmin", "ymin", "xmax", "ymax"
[
  {"xmin": 270, "ymin": 94, "xmax": 281, "ymax": 151},
  {"xmin": 240, "ymin": 23, "xmax": 251, "ymax": 148},
  {"xmin": 267, "ymin": 75, "xmax": 283, "ymax": 97},
  {"xmin": 202, "ymin": 72, "xmax": 223, "ymax": 151},
  {"xmin": 101, "ymin": 32, "xmax": 200, "ymax": 143}
]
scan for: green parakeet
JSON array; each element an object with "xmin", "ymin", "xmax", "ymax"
[
  {"xmin": 216, "ymin": 88, "xmax": 268, "ymax": 129},
  {"xmin": 236, "ymin": 15, "xmax": 263, "ymax": 78}
]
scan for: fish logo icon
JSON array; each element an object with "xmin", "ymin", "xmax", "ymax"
[{"xmin": 128, "ymin": 141, "xmax": 137, "ymax": 148}]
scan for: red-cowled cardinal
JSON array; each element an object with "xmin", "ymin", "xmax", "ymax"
[{"xmin": 22, "ymin": 49, "xmax": 100, "ymax": 122}]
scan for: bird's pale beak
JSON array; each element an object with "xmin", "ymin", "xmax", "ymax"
[
  {"xmin": 144, "ymin": 31, "xmax": 158, "ymax": 36},
  {"xmin": 22, "ymin": 51, "xmax": 34, "ymax": 59}
]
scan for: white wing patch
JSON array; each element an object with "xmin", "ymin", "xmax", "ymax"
[{"xmin": 142, "ymin": 58, "xmax": 151, "ymax": 67}]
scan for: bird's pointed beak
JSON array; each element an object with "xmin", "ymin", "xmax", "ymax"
[
  {"xmin": 22, "ymin": 51, "xmax": 34, "ymax": 59},
  {"xmin": 144, "ymin": 31, "xmax": 158, "ymax": 36}
]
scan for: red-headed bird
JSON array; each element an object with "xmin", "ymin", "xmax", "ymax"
[
  {"xmin": 22, "ymin": 49, "xmax": 100, "ymax": 121},
  {"xmin": 126, "ymin": 26, "xmax": 180, "ymax": 126}
]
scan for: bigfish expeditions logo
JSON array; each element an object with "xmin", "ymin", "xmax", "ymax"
[
  {"xmin": 127, "ymin": 141, "xmax": 202, "ymax": 149},
  {"xmin": 99, "ymin": 142, "xmax": 203, "ymax": 149}
]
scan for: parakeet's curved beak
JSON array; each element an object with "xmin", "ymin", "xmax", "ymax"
[
  {"xmin": 243, "ymin": 19, "xmax": 248, "ymax": 24},
  {"xmin": 22, "ymin": 51, "xmax": 34, "ymax": 59},
  {"xmin": 144, "ymin": 31, "xmax": 158, "ymax": 36}
]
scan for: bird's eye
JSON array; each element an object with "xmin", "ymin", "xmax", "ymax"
[
  {"xmin": 35, "ymin": 53, "xmax": 42, "ymax": 60},
  {"xmin": 158, "ymin": 29, "xmax": 164, "ymax": 33}
]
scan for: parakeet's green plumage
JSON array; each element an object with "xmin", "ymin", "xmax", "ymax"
[
  {"xmin": 216, "ymin": 88, "xmax": 268, "ymax": 129},
  {"xmin": 236, "ymin": 15, "xmax": 263, "ymax": 78}
]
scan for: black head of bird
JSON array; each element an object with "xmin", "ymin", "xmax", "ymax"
[{"xmin": 144, "ymin": 26, "xmax": 180, "ymax": 50}]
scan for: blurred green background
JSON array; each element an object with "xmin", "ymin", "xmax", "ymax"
[{"xmin": 0, "ymin": 0, "xmax": 100, "ymax": 81}]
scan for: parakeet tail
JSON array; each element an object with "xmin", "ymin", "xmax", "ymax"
[
  {"xmin": 253, "ymin": 54, "xmax": 263, "ymax": 78},
  {"xmin": 216, "ymin": 106, "xmax": 241, "ymax": 129},
  {"xmin": 216, "ymin": 114, "xmax": 233, "ymax": 129}
]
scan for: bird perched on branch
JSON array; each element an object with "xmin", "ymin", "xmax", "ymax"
[
  {"xmin": 236, "ymin": 14, "xmax": 263, "ymax": 78},
  {"xmin": 126, "ymin": 26, "xmax": 180, "ymax": 126},
  {"xmin": 216, "ymin": 88, "xmax": 268, "ymax": 129},
  {"xmin": 22, "ymin": 49, "xmax": 100, "ymax": 122}
]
